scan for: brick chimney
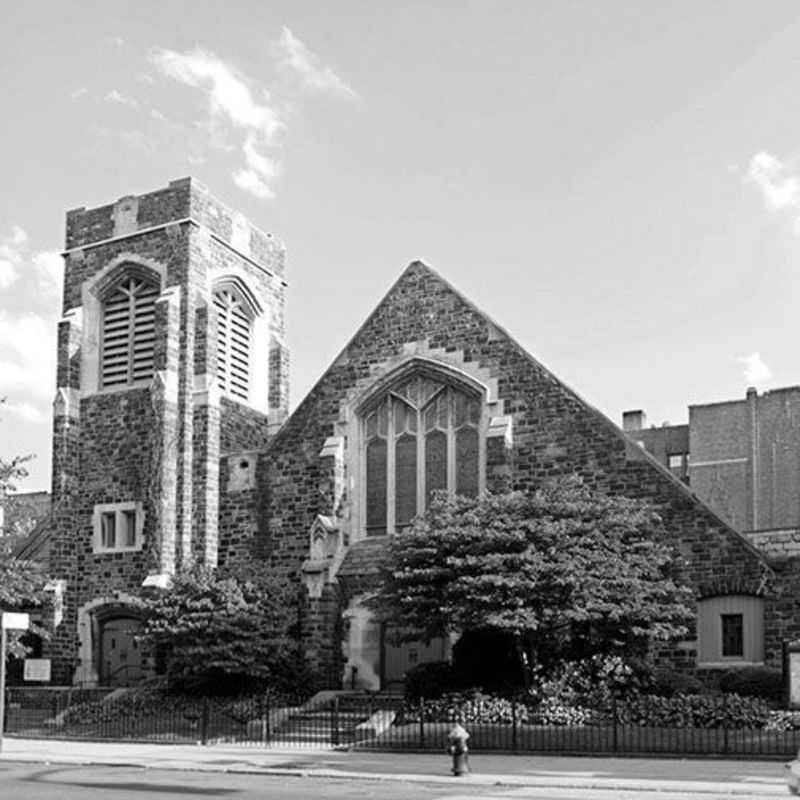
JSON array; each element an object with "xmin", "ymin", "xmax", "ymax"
[{"xmin": 622, "ymin": 409, "xmax": 647, "ymax": 432}]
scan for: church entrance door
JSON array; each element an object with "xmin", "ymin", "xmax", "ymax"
[
  {"xmin": 380, "ymin": 626, "xmax": 448, "ymax": 691},
  {"xmin": 99, "ymin": 616, "xmax": 143, "ymax": 686}
]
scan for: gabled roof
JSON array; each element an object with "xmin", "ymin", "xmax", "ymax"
[
  {"xmin": 268, "ymin": 259, "xmax": 771, "ymax": 575},
  {"xmin": 12, "ymin": 514, "xmax": 51, "ymax": 563}
]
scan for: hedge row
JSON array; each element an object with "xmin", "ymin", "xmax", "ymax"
[{"xmin": 399, "ymin": 690, "xmax": 800, "ymax": 730}]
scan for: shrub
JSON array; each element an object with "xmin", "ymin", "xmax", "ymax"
[
  {"xmin": 533, "ymin": 697, "xmax": 596, "ymax": 726},
  {"xmin": 715, "ymin": 667, "xmax": 784, "ymax": 704},
  {"xmin": 141, "ymin": 563, "xmax": 304, "ymax": 693},
  {"xmin": 404, "ymin": 661, "xmax": 462, "ymax": 702},
  {"xmin": 765, "ymin": 710, "xmax": 800, "ymax": 731},
  {"xmin": 647, "ymin": 667, "xmax": 705, "ymax": 697},
  {"xmin": 617, "ymin": 692, "xmax": 771, "ymax": 729},
  {"xmin": 535, "ymin": 654, "xmax": 646, "ymax": 707}
]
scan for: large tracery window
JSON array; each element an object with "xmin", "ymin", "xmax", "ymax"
[
  {"xmin": 101, "ymin": 276, "xmax": 159, "ymax": 388},
  {"xmin": 214, "ymin": 287, "xmax": 253, "ymax": 402},
  {"xmin": 364, "ymin": 374, "xmax": 482, "ymax": 536}
]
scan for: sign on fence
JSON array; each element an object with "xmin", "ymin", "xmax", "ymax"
[
  {"xmin": 1, "ymin": 612, "xmax": 29, "ymax": 630},
  {"xmin": 24, "ymin": 659, "xmax": 51, "ymax": 682}
]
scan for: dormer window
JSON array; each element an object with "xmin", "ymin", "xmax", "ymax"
[
  {"xmin": 214, "ymin": 287, "xmax": 253, "ymax": 402},
  {"xmin": 101, "ymin": 276, "xmax": 159, "ymax": 388}
]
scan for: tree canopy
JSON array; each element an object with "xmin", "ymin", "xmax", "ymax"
[
  {"xmin": 141, "ymin": 562, "xmax": 305, "ymax": 693},
  {"xmin": 0, "ymin": 404, "xmax": 46, "ymax": 657},
  {"xmin": 373, "ymin": 477, "xmax": 693, "ymax": 683}
]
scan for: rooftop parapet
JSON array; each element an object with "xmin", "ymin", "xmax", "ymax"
[{"xmin": 65, "ymin": 177, "xmax": 286, "ymax": 278}]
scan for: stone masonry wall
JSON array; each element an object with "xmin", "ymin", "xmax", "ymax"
[
  {"xmin": 49, "ymin": 178, "xmax": 289, "ymax": 682},
  {"xmin": 260, "ymin": 262, "xmax": 773, "ymax": 680}
]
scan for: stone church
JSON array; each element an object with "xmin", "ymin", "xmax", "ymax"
[{"xmin": 38, "ymin": 177, "xmax": 800, "ymax": 688}]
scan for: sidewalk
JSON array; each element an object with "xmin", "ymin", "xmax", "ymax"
[{"xmin": 0, "ymin": 736, "xmax": 791, "ymax": 796}]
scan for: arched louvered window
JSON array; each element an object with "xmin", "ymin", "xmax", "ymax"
[
  {"xmin": 214, "ymin": 287, "xmax": 253, "ymax": 402},
  {"xmin": 101, "ymin": 276, "xmax": 159, "ymax": 388},
  {"xmin": 364, "ymin": 374, "xmax": 482, "ymax": 537}
]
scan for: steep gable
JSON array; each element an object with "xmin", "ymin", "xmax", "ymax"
[{"xmin": 263, "ymin": 260, "xmax": 770, "ymax": 601}]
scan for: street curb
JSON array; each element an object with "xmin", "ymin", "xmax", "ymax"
[{"xmin": 0, "ymin": 754, "xmax": 787, "ymax": 795}]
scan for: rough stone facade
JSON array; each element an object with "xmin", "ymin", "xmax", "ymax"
[
  {"xmin": 45, "ymin": 178, "xmax": 287, "ymax": 684},
  {"xmin": 258, "ymin": 263, "xmax": 781, "ymax": 685},
  {"xmin": 37, "ymin": 178, "xmax": 800, "ymax": 689}
]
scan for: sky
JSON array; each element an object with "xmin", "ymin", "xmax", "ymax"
[{"xmin": 1, "ymin": 0, "xmax": 798, "ymax": 492}]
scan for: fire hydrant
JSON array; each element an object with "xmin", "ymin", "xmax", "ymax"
[{"xmin": 447, "ymin": 723, "xmax": 470, "ymax": 776}]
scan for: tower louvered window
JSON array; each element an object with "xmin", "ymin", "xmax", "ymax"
[
  {"xmin": 214, "ymin": 288, "xmax": 252, "ymax": 402},
  {"xmin": 101, "ymin": 277, "xmax": 159, "ymax": 388},
  {"xmin": 364, "ymin": 374, "xmax": 482, "ymax": 537}
]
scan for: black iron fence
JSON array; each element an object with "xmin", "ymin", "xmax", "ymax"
[{"xmin": 5, "ymin": 687, "xmax": 800, "ymax": 757}]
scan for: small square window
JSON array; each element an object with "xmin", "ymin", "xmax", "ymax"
[
  {"xmin": 93, "ymin": 503, "xmax": 143, "ymax": 554},
  {"xmin": 668, "ymin": 454, "xmax": 684, "ymax": 469},
  {"xmin": 121, "ymin": 509, "xmax": 137, "ymax": 548},
  {"xmin": 100, "ymin": 512, "xmax": 116, "ymax": 549},
  {"xmin": 721, "ymin": 613, "xmax": 744, "ymax": 658}
]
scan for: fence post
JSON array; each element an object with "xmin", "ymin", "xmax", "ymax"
[
  {"xmin": 612, "ymin": 694, "xmax": 618, "ymax": 754},
  {"xmin": 331, "ymin": 696, "xmax": 340, "ymax": 746},
  {"xmin": 418, "ymin": 697, "xmax": 425, "ymax": 749},
  {"xmin": 722, "ymin": 694, "xmax": 729, "ymax": 756},
  {"xmin": 200, "ymin": 697, "xmax": 209, "ymax": 745},
  {"xmin": 511, "ymin": 696, "xmax": 518, "ymax": 753},
  {"xmin": 264, "ymin": 692, "xmax": 271, "ymax": 744}
]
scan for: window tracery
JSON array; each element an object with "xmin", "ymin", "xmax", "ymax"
[{"xmin": 363, "ymin": 374, "xmax": 482, "ymax": 536}]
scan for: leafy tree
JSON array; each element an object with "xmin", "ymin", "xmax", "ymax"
[
  {"xmin": 374, "ymin": 476, "xmax": 693, "ymax": 688},
  {"xmin": 141, "ymin": 562, "xmax": 304, "ymax": 693},
  {"xmin": 0, "ymin": 400, "xmax": 46, "ymax": 657}
]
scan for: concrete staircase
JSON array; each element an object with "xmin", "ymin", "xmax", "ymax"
[{"xmin": 272, "ymin": 691, "xmax": 404, "ymax": 746}]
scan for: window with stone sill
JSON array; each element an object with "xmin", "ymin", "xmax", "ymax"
[
  {"xmin": 92, "ymin": 502, "xmax": 144, "ymax": 554},
  {"xmin": 363, "ymin": 374, "xmax": 482, "ymax": 537},
  {"xmin": 100, "ymin": 276, "xmax": 159, "ymax": 388},
  {"xmin": 697, "ymin": 595, "xmax": 763, "ymax": 666},
  {"xmin": 214, "ymin": 286, "xmax": 254, "ymax": 403}
]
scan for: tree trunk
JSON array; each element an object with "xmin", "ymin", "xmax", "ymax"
[{"xmin": 513, "ymin": 631, "xmax": 535, "ymax": 691}]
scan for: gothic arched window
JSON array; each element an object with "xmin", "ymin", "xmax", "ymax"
[
  {"xmin": 363, "ymin": 374, "xmax": 482, "ymax": 536},
  {"xmin": 214, "ymin": 286, "xmax": 254, "ymax": 402},
  {"xmin": 101, "ymin": 275, "xmax": 159, "ymax": 388}
]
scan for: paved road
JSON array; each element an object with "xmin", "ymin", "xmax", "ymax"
[{"xmin": 0, "ymin": 762, "xmax": 791, "ymax": 800}]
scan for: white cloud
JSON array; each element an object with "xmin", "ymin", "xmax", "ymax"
[
  {"xmin": 0, "ymin": 260, "xmax": 17, "ymax": 290},
  {"xmin": 243, "ymin": 133, "xmax": 278, "ymax": 178},
  {"xmin": 0, "ymin": 311, "xmax": 56, "ymax": 401},
  {"xmin": 32, "ymin": 250, "xmax": 63, "ymax": 300},
  {"xmin": 109, "ymin": 36, "xmax": 125, "ymax": 47},
  {"xmin": 70, "ymin": 87, "xmax": 88, "ymax": 100},
  {"xmin": 106, "ymin": 89, "xmax": 139, "ymax": 108},
  {"xmin": 152, "ymin": 48, "xmax": 282, "ymax": 136},
  {"xmin": 737, "ymin": 352, "xmax": 772, "ymax": 385},
  {"xmin": 745, "ymin": 151, "xmax": 800, "ymax": 236},
  {"xmin": 278, "ymin": 27, "xmax": 355, "ymax": 97},
  {"xmin": 8, "ymin": 226, "xmax": 27, "ymax": 246},
  {"xmin": 152, "ymin": 48, "xmax": 283, "ymax": 199},
  {"xmin": 0, "ymin": 226, "xmax": 28, "ymax": 289},
  {"xmin": 2, "ymin": 401, "xmax": 48, "ymax": 424},
  {"xmin": 233, "ymin": 168, "xmax": 275, "ymax": 200}
]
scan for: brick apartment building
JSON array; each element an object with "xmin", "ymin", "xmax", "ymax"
[
  {"xmin": 624, "ymin": 387, "xmax": 800, "ymax": 558},
  {"xmin": 13, "ymin": 178, "xmax": 800, "ymax": 688}
]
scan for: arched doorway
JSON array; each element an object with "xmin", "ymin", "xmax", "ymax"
[
  {"xmin": 98, "ymin": 615, "xmax": 144, "ymax": 687},
  {"xmin": 381, "ymin": 625, "xmax": 448, "ymax": 691}
]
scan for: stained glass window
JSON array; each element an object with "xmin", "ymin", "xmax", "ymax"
[{"xmin": 363, "ymin": 375, "xmax": 482, "ymax": 536}]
